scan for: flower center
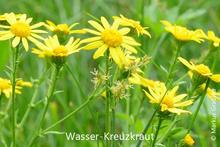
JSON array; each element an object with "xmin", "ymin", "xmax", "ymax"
[
  {"xmin": 54, "ymin": 24, "xmax": 70, "ymax": 34},
  {"xmin": 162, "ymin": 96, "xmax": 174, "ymax": 108},
  {"xmin": 10, "ymin": 22, "xmax": 31, "ymax": 37},
  {"xmin": 0, "ymin": 79, "xmax": 11, "ymax": 90},
  {"xmin": 101, "ymin": 29, "xmax": 122, "ymax": 47},
  {"xmin": 53, "ymin": 45, "xmax": 68, "ymax": 57}
]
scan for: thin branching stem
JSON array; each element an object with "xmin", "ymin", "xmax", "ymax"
[
  {"xmin": 42, "ymin": 85, "xmax": 103, "ymax": 134},
  {"xmin": 27, "ymin": 64, "xmax": 61, "ymax": 146},
  {"xmin": 187, "ymin": 79, "xmax": 210, "ymax": 133}
]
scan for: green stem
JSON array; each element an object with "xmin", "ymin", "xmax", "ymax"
[
  {"xmin": 11, "ymin": 45, "xmax": 19, "ymax": 147},
  {"xmin": 187, "ymin": 79, "xmax": 210, "ymax": 133},
  {"xmin": 42, "ymin": 87, "xmax": 100, "ymax": 134},
  {"xmin": 27, "ymin": 64, "xmax": 61, "ymax": 146},
  {"xmin": 112, "ymin": 108, "xmax": 116, "ymax": 147},
  {"xmin": 158, "ymin": 118, "xmax": 177, "ymax": 143},
  {"xmin": 165, "ymin": 41, "xmax": 181, "ymax": 87},
  {"xmin": 152, "ymin": 117, "xmax": 163, "ymax": 147},
  {"xmin": 136, "ymin": 109, "xmax": 157, "ymax": 147},
  {"xmin": 105, "ymin": 51, "xmax": 111, "ymax": 147}
]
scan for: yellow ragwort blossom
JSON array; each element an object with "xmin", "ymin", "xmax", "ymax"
[
  {"xmin": 0, "ymin": 77, "xmax": 32, "ymax": 98},
  {"xmin": 0, "ymin": 13, "xmax": 46, "ymax": 51},
  {"xmin": 207, "ymin": 31, "xmax": 220, "ymax": 47},
  {"xmin": 82, "ymin": 16, "xmax": 140, "ymax": 68},
  {"xmin": 184, "ymin": 134, "xmax": 195, "ymax": 146},
  {"xmin": 32, "ymin": 35, "xmax": 81, "ymax": 58},
  {"xmin": 161, "ymin": 20, "xmax": 207, "ymax": 43},
  {"xmin": 178, "ymin": 57, "xmax": 220, "ymax": 83},
  {"xmin": 44, "ymin": 20, "xmax": 85, "ymax": 35},
  {"xmin": 200, "ymin": 84, "xmax": 220, "ymax": 101},
  {"xmin": 144, "ymin": 83, "xmax": 193, "ymax": 115},
  {"xmin": 113, "ymin": 14, "xmax": 151, "ymax": 37}
]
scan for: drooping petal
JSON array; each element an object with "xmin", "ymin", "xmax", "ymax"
[
  {"xmin": 93, "ymin": 44, "xmax": 108, "ymax": 59},
  {"xmin": 12, "ymin": 37, "xmax": 20, "ymax": 48},
  {"xmin": 22, "ymin": 38, "xmax": 29, "ymax": 51}
]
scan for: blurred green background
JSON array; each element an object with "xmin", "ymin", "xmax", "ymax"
[{"xmin": 0, "ymin": 0, "xmax": 219, "ymax": 146}]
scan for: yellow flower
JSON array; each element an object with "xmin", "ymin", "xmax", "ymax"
[
  {"xmin": 144, "ymin": 83, "xmax": 193, "ymax": 115},
  {"xmin": 200, "ymin": 84, "xmax": 220, "ymax": 101},
  {"xmin": 184, "ymin": 134, "xmax": 195, "ymax": 146},
  {"xmin": 113, "ymin": 14, "xmax": 151, "ymax": 37},
  {"xmin": 44, "ymin": 20, "xmax": 85, "ymax": 35},
  {"xmin": 82, "ymin": 16, "xmax": 140, "ymax": 68},
  {"xmin": 128, "ymin": 73, "xmax": 157, "ymax": 89},
  {"xmin": 0, "ymin": 77, "xmax": 32, "ymax": 98},
  {"xmin": 178, "ymin": 57, "xmax": 220, "ymax": 83},
  {"xmin": 32, "ymin": 35, "xmax": 81, "ymax": 58},
  {"xmin": 0, "ymin": 13, "xmax": 46, "ymax": 51},
  {"xmin": 161, "ymin": 20, "xmax": 207, "ymax": 43},
  {"xmin": 207, "ymin": 31, "xmax": 220, "ymax": 47}
]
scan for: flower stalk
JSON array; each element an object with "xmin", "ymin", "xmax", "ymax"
[
  {"xmin": 11, "ymin": 45, "xmax": 19, "ymax": 147},
  {"xmin": 105, "ymin": 50, "xmax": 111, "ymax": 147},
  {"xmin": 152, "ymin": 116, "xmax": 163, "ymax": 147}
]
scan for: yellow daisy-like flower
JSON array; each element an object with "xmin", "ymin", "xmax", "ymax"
[
  {"xmin": 178, "ymin": 57, "xmax": 220, "ymax": 83},
  {"xmin": 82, "ymin": 16, "xmax": 140, "ymax": 68},
  {"xmin": 0, "ymin": 77, "xmax": 32, "ymax": 98},
  {"xmin": 113, "ymin": 14, "xmax": 151, "ymax": 37},
  {"xmin": 44, "ymin": 20, "xmax": 85, "ymax": 35},
  {"xmin": 199, "ymin": 84, "xmax": 220, "ymax": 101},
  {"xmin": 207, "ymin": 31, "xmax": 220, "ymax": 47},
  {"xmin": 0, "ymin": 13, "xmax": 46, "ymax": 51},
  {"xmin": 184, "ymin": 134, "xmax": 195, "ymax": 146},
  {"xmin": 161, "ymin": 20, "xmax": 207, "ymax": 43},
  {"xmin": 32, "ymin": 35, "xmax": 81, "ymax": 58},
  {"xmin": 144, "ymin": 83, "xmax": 193, "ymax": 115}
]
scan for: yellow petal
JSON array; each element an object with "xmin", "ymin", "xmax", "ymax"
[
  {"xmin": 88, "ymin": 20, "xmax": 104, "ymax": 32},
  {"xmin": 178, "ymin": 57, "xmax": 194, "ymax": 70},
  {"xmin": 109, "ymin": 47, "xmax": 125, "ymax": 68},
  {"xmin": 93, "ymin": 44, "xmax": 108, "ymax": 59},
  {"xmin": 101, "ymin": 17, "xmax": 110, "ymax": 29},
  {"xmin": 0, "ymin": 32, "xmax": 14, "ymax": 40},
  {"xmin": 81, "ymin": 37, "xmax": 101, "ymax": 43},
  {"xmin": 119, "ymin": 28, "xmax": 130, "ymax": 35},
  {"xmin": 83, "ymin": 41, "xmax": 103, "ymax": 50},
  {"xmin": 210, "ymin": 74, "xmax": 220, "ymax": 83},
  {"xmin": 121, "ymin": 43, "xmax": 137, "ymax": 53},
  {"xmin": 12, "ymin": 37, "xmax": 20, "ymax": 48},
  {"xmin": 84, "ymin": 28, "xmax": 101, "ymax": 35},
  {"xmin": 22, "ymin": 38, "xmax": 29, "ymax": 51},
  {"xmin": 174, "ymin": 100, "xmax": 193, "ymax": 107}
]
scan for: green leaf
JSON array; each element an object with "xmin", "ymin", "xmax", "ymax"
[{"xmin": 0, "ymin": 40, "xmax": 10, "ymax": 71}]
